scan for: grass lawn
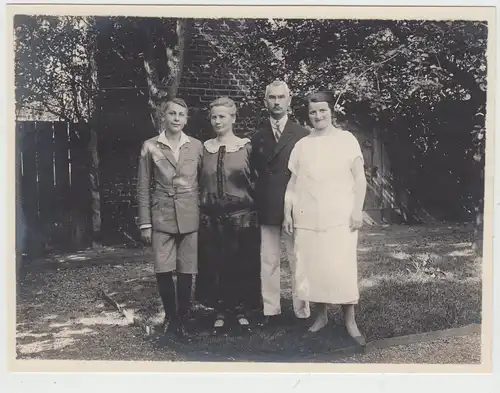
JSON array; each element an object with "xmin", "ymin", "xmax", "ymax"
[{"xmin": 15, "ymin": 224, "xmax": 481, "ymax": 362}]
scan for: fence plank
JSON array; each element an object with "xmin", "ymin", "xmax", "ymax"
[
  {"xmin": 36, "ymin": 122, "xmax": 56, "ymax": 234},
  {"xmin": 68, "ymin": 124, "xmax": 91, "ymax": 248},
  {"xmin": 16, "ymin": 123, "xmax": 26, "ymax": 257},
  {"xmin": 69, "ymin": 124, "xmax": 90, "ymax": 193},
  {"xmin": 20, "ymin": 122, "xmax": 39, "ymax": 223},
  {"xmin": 53, "ymin": 123, "xmax": 70, "ymax": 222},
  {"xmin": 20, "ymin": 121, "xmax": 41, "ymax": 257}
]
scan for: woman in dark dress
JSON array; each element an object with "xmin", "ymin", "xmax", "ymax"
[{"xmin": 195, "ymin": 97, "xmax": 262, "ymax": 334}]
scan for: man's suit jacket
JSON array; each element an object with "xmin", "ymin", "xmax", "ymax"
[
  {"xmin": 137, "ymin": 134, "xmax": 203, "ymax": 234},
  {"xmin": 251, "ymin": 119, "xmax": 310, "ymax": 226}
]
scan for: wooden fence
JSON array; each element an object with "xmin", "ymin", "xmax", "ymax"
[{"xmin": 17, "ymin": 121, "xmax": 92, "ymax": 258}]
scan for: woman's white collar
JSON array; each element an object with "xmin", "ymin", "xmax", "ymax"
[{"xmin": 204, "ymin": 137, "xmax": 250, "ymax": 153}]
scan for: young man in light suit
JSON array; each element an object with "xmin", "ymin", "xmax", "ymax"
[
  {"xmin": 137, "ymin": 97, "xmax": 203, "ymax": 337},
  {"xmin": 251, "ymin": 81, "xmax": 311, "ymax": 325}
]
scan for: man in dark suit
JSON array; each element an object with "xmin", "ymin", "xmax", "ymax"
[
  {"xmin": 137, "ymin": 97, "xmax": 203, "ymax": 337},
  {"xmin": 251, "ymin": 80, "xmax": 311, "ymax": 324}
]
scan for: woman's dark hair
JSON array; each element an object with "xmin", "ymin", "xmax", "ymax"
[{"xmin": 307, "ymin": 91, "xmax": 335, "ymax": 111}]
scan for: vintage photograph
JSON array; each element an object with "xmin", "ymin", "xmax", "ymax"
[{"xmin": 11, "ymin": 5, "xmax": 493, "ymax": 367}]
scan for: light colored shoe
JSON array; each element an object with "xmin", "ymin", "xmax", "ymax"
[{"xmin": 295, "ymin": 310, "xmax": 311, "ymax": 319}]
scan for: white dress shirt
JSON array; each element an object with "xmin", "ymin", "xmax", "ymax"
[
  {"xmin": 157, "ymin": 130, "xmax": 191, "ymax": 162},
  {"xmin": 269, "ymin": 115, "xmax": 288, "ymax": 142}
]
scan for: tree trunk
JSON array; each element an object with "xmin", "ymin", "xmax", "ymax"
[
  {"xmin": 166, "ymin": 19, "xmax": 191, "ymax": 97},
  {"xmin": 88, "ymin": 31, "xmax": 102, "ymax": 248},
  {"xmin": 472, "ymin": 163, "xmax": 484, "ymax": 257},
  {"xmin": 472, "ymin": 201, "xmax": 484, "ymax": 256},
  {"xmin": 143, "ymin": 51, "xmax": 162, "ymax": 131},
  {"xmin": 88, "ymin": 126, "xmax": 102, "ymax": 247},
  {"xmin": 143, "ymin": 18, "xmax": 192, "ymax": 132}
]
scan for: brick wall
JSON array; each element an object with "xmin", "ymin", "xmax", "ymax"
[{"xmin": 179, "ymin": 20, "xmax": 259, "ymax": 140}]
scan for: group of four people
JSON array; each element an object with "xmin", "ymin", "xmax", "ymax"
[{"xmin": 136, "ymin": 80, "xmax": 367, "ymax": 346}]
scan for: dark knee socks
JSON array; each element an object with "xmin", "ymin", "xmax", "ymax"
[
  {"xmin": 156, "ymin": 272, "xmax": 193, "ymax": 320},
  {"xmin": 156, "ymin": 272, "xmax": 176, "ymax": 319},
  {"xmin": 177, "ymin": 273, "xmax": 193, "ymax": 318}
]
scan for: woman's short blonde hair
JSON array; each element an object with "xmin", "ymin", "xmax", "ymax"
[{"xmin": 209, "ymin": 97, "xmax": 237, "ymax": 117}]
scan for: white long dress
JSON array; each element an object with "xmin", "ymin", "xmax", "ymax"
[{"xmin": 288, "ymin": 127, "xmax": 363, "ymax": 304}]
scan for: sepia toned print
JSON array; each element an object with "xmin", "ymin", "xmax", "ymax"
[{"xmin": 7, "ymin": 4, "xmax": 495, "ymax": 373}]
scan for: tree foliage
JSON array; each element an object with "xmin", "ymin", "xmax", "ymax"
[
  {"xmin": 15, "ymin": 15, "xmax": 99, "ymax": 123},
  {"xmin": 15, "ymin": 16, "xmax": 488, "ymax": 229},
  {"xmin": 210, "ymin": 18, "xmax": 488, "ymax": 221}
]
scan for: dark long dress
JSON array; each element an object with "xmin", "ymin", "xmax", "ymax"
[{"xmin": 195, "ymin": 138, "xmax": 262, "ymax": 315}]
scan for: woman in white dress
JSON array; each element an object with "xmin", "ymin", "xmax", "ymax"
[{"xmin": 283, "ymin": 92, "xmax": 367, "ymax": 345}]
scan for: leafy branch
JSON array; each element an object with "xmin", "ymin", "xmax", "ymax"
[{"xmin": 334, "ymin": 45, "xmax": 404, "ymax": 112}]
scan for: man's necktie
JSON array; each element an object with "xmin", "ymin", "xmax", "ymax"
[{"xmin": 274, "ymin": 122, "xmax": 281, "ymax": 142}]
